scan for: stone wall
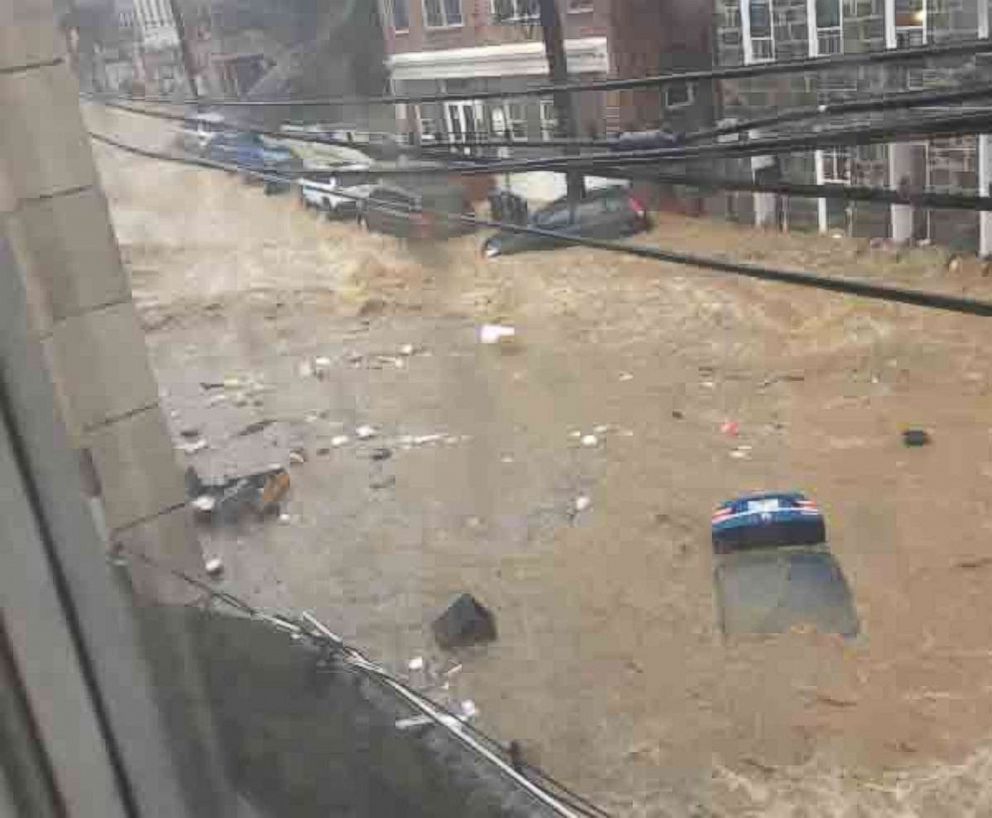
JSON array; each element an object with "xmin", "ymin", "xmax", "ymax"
[{"xmin": 711, "ymin": 0, "xmax": 992, "ymax": 250}]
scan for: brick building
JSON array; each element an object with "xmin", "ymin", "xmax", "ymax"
[
  {"xmin": 714, "ymin": 0, "xmax": 992, "ymax": 252},
  {"xmin": 378, "ymin": 0, "xmax": 714, "ymax": 148}
]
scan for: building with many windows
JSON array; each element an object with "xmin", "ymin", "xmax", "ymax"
[
  {"xmin": 378, "ymin": 0, "xmax": 714, "ymax": 161},
  {"xmin": 714, "ymin": 0, "xmax": 992, "ymax": 253}
]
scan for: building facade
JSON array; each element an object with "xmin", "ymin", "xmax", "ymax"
[
  {"xmin": 378, "ymin": 0, "xmax": 714, "ymax": 149},
  {"xmin": 715, "ymin": 0, "xmax": 992, "ymax": 252}
]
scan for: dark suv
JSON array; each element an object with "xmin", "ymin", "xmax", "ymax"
[
  {"xmin": 482, "ymin": 186, "xmax": 650, "ymax": 258},
  {"xmin": 357, "ymin": 183, "xmax": 476, "ymax": 240}
]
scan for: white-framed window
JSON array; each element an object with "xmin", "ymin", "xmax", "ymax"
[
  {"xmin": 493, "ymin": 0, "xmax": 537, "ymax": 22},
  {"xmin": 539, "ymin": 99, "xmax": 558, "ymax": 140},
  {"xmin": 387, "ymin": 0, "xmax": 410, "ymax": 31},
  {"xmin": 423, "ymin": 0, "xmax": 462, "ymax": 28},
  {"xmin": 890, "ymin": 0, "xmax": 926, "ymax": 48},
  {"xmin": 819, "ymin": 147, "xmax": 851, "ymax": 183},
  {"xmin": 568, "ymin": 0, "xmax": 594, "ymax": 11},
  {"xmin": 807, "ymin": 0, "xmax": 842, "ymax": 56},
  {"xmin": 415, "ymin": 104, "xmax": 438, "ymax": 142},
  {"xmin": 741, "ymin": 0, "xmax": 776, "ymax": 64},
  {"xmin": 491, "ymin": 100, "xmax": 527, "ymax": 139},
  {"xmin": 664, "ymin": 81, "xmax": 694, "ymax": 109}
]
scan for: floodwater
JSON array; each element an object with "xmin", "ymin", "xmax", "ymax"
[{"xmin": 93, "ymin": 120, "xmax": 992, "ymax": 815}]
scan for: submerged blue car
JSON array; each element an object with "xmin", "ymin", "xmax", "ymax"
[
  {"xmin": 205, "ymin": 131, "xmax": 303, "ymax": 175},
  {"xmin": 710, "ymin": 492, "xmax": 859, "ymax": 638},
  {"xmin": 712, "ymin": 491, "xmax": 826, "ymax": 553}
]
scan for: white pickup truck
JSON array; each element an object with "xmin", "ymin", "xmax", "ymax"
[{"xmin": 298, "ymin": 167, "xmax": 374, "ymax": 219}]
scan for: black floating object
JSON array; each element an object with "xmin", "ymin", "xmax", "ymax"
[
  {"xmin": 432, "ymin": 593, "xmax": 497, "ymax": 650},
  {"xmin": 903, "ymin": 429, "xmax": 931, "ymax": 447}
]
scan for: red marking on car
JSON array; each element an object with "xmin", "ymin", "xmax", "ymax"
[{"xmin": 628, "ymin": 196, "xmax": 647, "ymax": 220}]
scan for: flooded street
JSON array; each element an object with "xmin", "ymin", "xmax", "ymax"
[{"xmin": 95, "ymin": 135, "xmax": 992, "ymax": 815}]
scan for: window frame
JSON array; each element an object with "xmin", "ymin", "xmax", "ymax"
[
  {"xmin": 663, "ymin": 81, "xmax": 695, "ymax": 109},
  {"xmin": 818, "ymin": 146, "xmax": 851, "ymax": 185},
  {"xmin": 423, "ymin": 0, "xmax": 463, "ymax": 29},
  {"xmin": 567, "ymin": 0, "xmax": 594, "ymax": 11},
  {"xmin": 886, "ymin": 0, "xmax": 927, "ymax": 49},
  {"xmin": 492, "ymin": 0, "xmax": 538, "ymax": 23},
  {"xmin": 539, "ymin": 99, "xmax": 558, "ymax": 141},
  {"xmin": 807, "ymin": 0, "xmax": 843, "ymax": 57},
  {"xmin": 386, "ymin": 0, "xmax": 410, "ymax": 33},
  {"xmin": 741, "ymin": 0, "xmax": 776, "ymax": 64}
]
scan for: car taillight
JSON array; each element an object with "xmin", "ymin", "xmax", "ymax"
[{"xmin": 628, "ymin": 196, "xmax": 647, "ymax": 219}]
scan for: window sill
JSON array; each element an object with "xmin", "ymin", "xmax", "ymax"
[
  {"xmin": 425, "ymin": 22, "xmax": 465, "ymax": 30},
  {"xmin": 567, "ymin": 6, "xmax": 594, "ymax": 12}
]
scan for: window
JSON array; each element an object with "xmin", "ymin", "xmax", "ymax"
[
  {"xmin": 491, "ymin": 101, "xmax": 527, "ymax": 139},
  {"xmin": 742, "ymin": 0, "xmax": 775, "ymax": 63},
  {"xmin": 664, "ymin": 81, "xmax": 694, "ymax": 108},
  {"xmin": 539, "ymin": 99, "xmax": 558, "ymax": 140},
  {"xmin": 568, "ymin": 0, "xmax": 594, "ymax": 10},
  {"xmin": 895, "ymin": 0, "xmax": 926, "ymax": 47},
  {"xmin": 810, "ymin": 0, "xmax": 842, "ymax": 56},
  {"xmin": 388, "ymin": 0, "xmax": 410, "ymax": 31},
  {"xmin": 493, "ymin": 0, "xmax": 537, "ymax": 22},
  {"xmin": 423, "ymin": 0, "xmax": 462, "ymax": 27},
  {"xmin": 415, "ymin": 104, "xmax": 438, "ymax": 142},
  {"xmin": 820, "ymin": 147, "xmax": 850, "ymax": 183}
]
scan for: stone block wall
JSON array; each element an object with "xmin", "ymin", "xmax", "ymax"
[{"xmin": 711, "ymin": 0, "xmax": 992, "ymax": 251}]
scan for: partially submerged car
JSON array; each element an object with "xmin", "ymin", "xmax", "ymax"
[
  {"xmin": 481, "ymin": 187, "xmax": 649, "ymax": 258},
  {"xmin": 205, "ymin": 131, "xmax": 303, "ymax": 177},
  {"xmin": 711, "ymin": 492, "xmax": 859, "ymax": 638},
  {"xmin": 298, "ymin": 167, "xmax": 374, "ymax": 219},
  {"xmin": 358, "ymin": 182, "xmax": 476, "ymax": 240}
]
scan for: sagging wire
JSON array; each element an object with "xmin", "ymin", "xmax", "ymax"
[
  {"xmin": 84, "ymin": 36, "xmax": 992, "ymax": 108},
  {"xmin": 83, "ymin": 93, "xmax": 992, "ymax": 172},
  {"xmin": 81, "ymin": 96, "xmax": 992, "ymax": 212},
  {"xmin": 115, "ymin": 543, "xmax": 608, "ymax": 818},
  {"xmin": 88, "ymin": 130, "xmax": 992, "ymax": 318}
]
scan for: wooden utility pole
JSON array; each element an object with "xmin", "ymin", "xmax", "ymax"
[
  {"xmin": 167, "ymin": 0, "xmax": 200, "ymax": 99},
  {"xmin": 536, "ymin": 0, "xmax": 585, "ymax": 201}
]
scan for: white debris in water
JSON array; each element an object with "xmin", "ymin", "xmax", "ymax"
[
  {"xmin": 205, "ymin": 557, "xmax": 224, "ymax": 578},
  {"xmin": 479, "ymin": 324, "xmax": 516, "ymax": 345},
  {"xmin": 400, "ymin": 343, "xmax": 415, "ymax": 356},
  {"xmin": 407, "ymin": 656, "xmax": 425, "ymax": 671},
  {"xmin": 177, "ymin": 439, "xmax": 207, "ymax": 454},
  {"xmin": 356, "ymin": 425, "xmax": 377, "ymax": 440},
  {"xmin": 191, "ymin": 495, "xmax": 216, "ymax": 512},
  {"xmin": 619, "ymin": 372, "xmax": 634, "ymax": 381},
  {"xmin": 331, "ymin": 435, "xmax": 350, "ymax": 447},
  {"xmin": 460, "ymin": 699, "xmax": 478, "ymax": 720},
  {"xmin": 581, "ymin": 434, "xmax": 599, "ymax": 447},
  {"xmin": 593, "ymin": 424, "xmax": 610, "ymax": 434},
  {"xmin": 574, "ymin": 496, "xmax": 592, "ymax": 513},
  {"xmin": 298, "ymin": 360, "xmax": 314, "ymax": 378}
]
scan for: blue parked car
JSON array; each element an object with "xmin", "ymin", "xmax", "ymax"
[
  {"xmin": 205, "ymin": 131, "xmax": 303, "ymax": 177},
  {"xmin": 710, "ymin": 492, "xmax": 859, "ymax": 638}
]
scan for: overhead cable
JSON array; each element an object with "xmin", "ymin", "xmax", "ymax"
[
  {"xmin": 89, "ymin": 131, "xmax": 992, "ymax": 318},
  {"xmin": 82, "ymin": 95, "xmax": 992, "ymax": 175},
  {"xmin": 85, "ymin": 36, "xmax": 992, "ymax": 107},
  {"xmin": 605, "ymin": 167, "xmax": 992, "ymax": 212}
]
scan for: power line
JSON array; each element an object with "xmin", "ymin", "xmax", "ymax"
[
  {"xmin": 606, "ymin": 167, "xmax": 992, "ymax": 212},
  {"xmin": 84, "ymin": 98, "xmax": 992, "ymax": 222},
  {"xmin": 681, "ymin": 82, "xmax": 992, "ymax": 144},
  {"xmin": 86, "ymin": 36, "xmax": 992, "ymax": 108},
  {"xmin": 419, "ymin": 108, "xmax": 992, "ymax": 175},
  {"xmin": 85, "ymin": 96, "xmax": 992, "ymax": 211},
  {"xmin": 82, "ymin": 94, "xmax": 992, "ymax": 177},
  {"xmin": 89, "ymin": 130, "xmax": 992, "ymax": 318}
]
